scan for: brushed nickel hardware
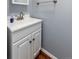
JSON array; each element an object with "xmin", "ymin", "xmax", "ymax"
[
  {"xmin": 29, "ymin": 41, "xmax": 32, "ymax": 44},
  {"xmin": 16, "ymin": 11, "xmax": 24, "ymax": 20},
  {"xmin": 37, "ymin": 0, "xmax": 53, "ymax": 5},
  {"xmin": 53, "ymin": 0, "xmax": 57, "ymax": 4},
  {"xmin": 33, "ymin": 38, "xmax": 35, "ymax": 41},
  {"xmin": 36, "ymin": 0, "xmax": 57, "ymax": 5}
]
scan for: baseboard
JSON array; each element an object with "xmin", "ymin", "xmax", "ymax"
[
  {"xmin": 34, "ymin": 48, "xmax": 41, "ymax": 58},
  {"xmin": 41, "ymin": 48, "xmax": 58, "ymax": 59}
]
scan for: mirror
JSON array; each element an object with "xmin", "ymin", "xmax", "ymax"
[{"xmin": 12, "ymin": 0, "xmax": 29, "ymax": 5}]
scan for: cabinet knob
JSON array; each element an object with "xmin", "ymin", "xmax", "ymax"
[
  {"xmin": 33, "ymin": 38, "xmax": 35, "ymax": 41},
  {"xmin": 53, "ymin": 0, "xmax": 57, "ymax": 4},
  {"xmin": 29, "ymin": 41, "xmax": 32, "ymax": 44}
]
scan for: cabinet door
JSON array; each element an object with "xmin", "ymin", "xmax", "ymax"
[
  {"xmin": 18, "ymin": 39, "xmax": 33, "ymax": 59},
  {"xmin": 33, "ymin": 29, "xmax": 41, "ymax": 54},
  {"xmin": 12, "ymin": 35, "xmax": 33, "ymax": 59}
]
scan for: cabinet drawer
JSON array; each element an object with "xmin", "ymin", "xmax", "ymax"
[{"xmin": 12, "ymin": 23, "xmax": 41, "ymax": 43}]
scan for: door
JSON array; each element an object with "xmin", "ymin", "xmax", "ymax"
[{"xmin": 33, "ymin": 29, "xmax": 41, "ymax": 54}]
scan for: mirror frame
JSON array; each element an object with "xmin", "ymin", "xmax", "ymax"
[{"xmin": 12, "ymin": 0, "xmax": 29, "ymax": 5}]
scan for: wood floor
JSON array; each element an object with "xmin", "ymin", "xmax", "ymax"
[{"xmin": 35, "ymin": 51, "xmax": 51, "ymax": 59}]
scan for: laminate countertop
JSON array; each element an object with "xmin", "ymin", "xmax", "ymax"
[{"xmin": 7, "ymin": 15, "xmax": 42, "ymax": 32}]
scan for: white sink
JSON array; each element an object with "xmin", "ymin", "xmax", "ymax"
[{"xmin": 7, "ymin": 15, "xmax": 42, "ymax": 32}]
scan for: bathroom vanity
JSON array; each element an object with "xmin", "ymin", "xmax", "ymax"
[{"xmin": 7, "ymin": 15, "xmax": 42, "ymax": 59}]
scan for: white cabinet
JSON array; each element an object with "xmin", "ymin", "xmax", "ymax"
[
  {"xmin": 12, "ymin": 34, "xmax": 33, "ymax": 59},
  {"xmin": 12, "ymin": 0, "xmax": 29, "ymax": 5},
  {"xmin": 12, "ymin": 29, "xmax": 41, "ymax": 59},
  {"xmin": 8, "ymin": 21, "xmax": 42, "ymax": 59}
]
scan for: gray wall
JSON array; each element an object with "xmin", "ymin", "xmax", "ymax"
[
  {"xmin": 30, "ymin": 0, "xmax": 72, "ymax": 59},
  {"xmin": 7, "ymin": 0, "xmax": 28, "ymax": 16}
]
